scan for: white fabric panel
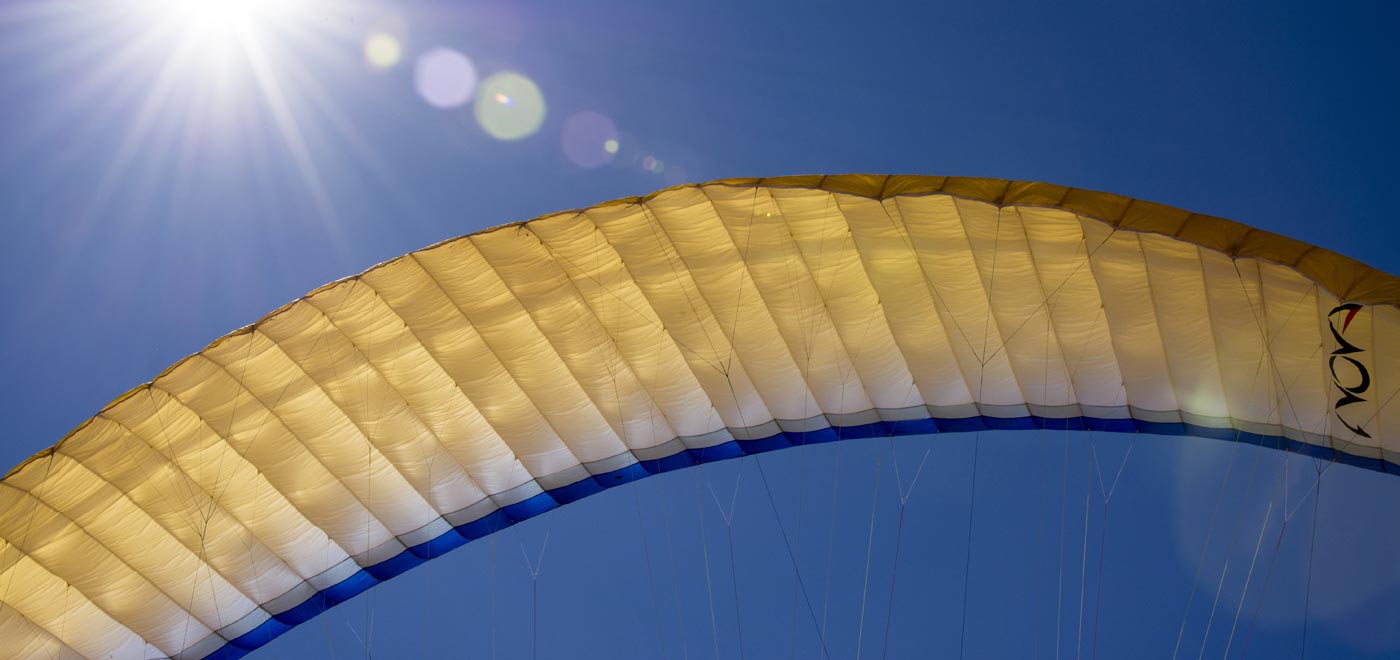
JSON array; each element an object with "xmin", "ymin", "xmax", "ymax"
[
  {"xmin": 1138, "ymin": 231, "xmax": 1231, "ymax": 421},
  {"xmin": 230, "ymin": 324, "xmax": 433, "ymax": 547},
  {"xmin": 201, "ymin": 330, "xmax": 400, "ymax": 554},
  {"xmin": 304, "ymin": 282, "xmax": 491, "ymax": 513},
  {"xmin": 529, "ymin": 211, "xmax": 726, "ymax": 443},
  {"xmin": 365, "ymin": 255, "xmax": 546, "ymax": 497},
  {"xmin": 894, "ymin": 196, "xmax": 1023, "ymax": 407},
  {"xmin": 644, "ymin": 190, "xmax": 823, "ymax": 423},
  {"xmin": 839, "ymin": 196, "xmax": 975, "ymax": 408},
  {"xmin": 1374, "ymin": 305, "xmax": 1400, "ymax": 457},
  {"xmin": 56, "ymin": 418, "xmax": 307, "ymax": 603},
  {"xmin": 772, "ymin": 188, "xmax": 923, "ymax": 411},
  {"xmin": 456, "ymin": 232, "xmax": 629, "ymax": 466},
  {"xmin": 479, "ymin": 224, "xmax": 676, "ymax": 452},
  {"xmin": 705, "ymin": 186, "xmax": 870, "ymax": 417},
  {"xmin": 413, "ymin": 239, "xmax": 599, "ymax": 475},
  {"xmin": 0, "ymin": 601, "xmax": 87, "ymax": 660},
  {"xmin": 1019, "ymin": 208, "xmax": 1126, "ymax": 410},
  {"xmin": 0, "ymin": 555, "xmax": 146, "ymax": 659},
  {"xmin": 258, "ymin": 297, "xmax": 463, "ymax": 525},
  {"xmin": 90, "ymin": 399, "xmax": 310, "ymax": 599},
  {"xmin": 965, "ymin": 203, "xmax": 1079, "ymax": 409},
  {"xmin": 1200, "ymin": 252, "xmax": 1281, "ymax": 428},
  {"xmin": 959, "ymin": 199, "xmax": 1051, "ymax": 411},
  {"xmin": 10, "ymin": 453, "xmax": 260, "ymax": 624},
  {"xmin": 154, "ymin": 354, "xmax": 353, "ymax": 582},
  {"xmin": 1081, "ymin": 223, "xmax": 1179, "ymax": 414},
  {"xmin": 584, "ymin": 201, "xmax": 771, "ymax": 437},
  {"xmin": 1256, "ymin": 262, "xmax": 1328, "ymax": 441},
  {"xmin": 0, "ymin": 480, "xmax": 217, "ymax": 654}
]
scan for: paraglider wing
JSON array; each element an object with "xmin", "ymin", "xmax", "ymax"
[{"xmin": 1, "ymin": 175, "xmax": 1396, "ymax": 659}]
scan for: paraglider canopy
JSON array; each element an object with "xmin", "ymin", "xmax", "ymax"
[{"xmin": 1, "ymin": 175, "xmax": 1395, "ymax": 659}]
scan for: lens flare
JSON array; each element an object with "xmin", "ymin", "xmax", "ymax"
[
  {"xmin": 475, "ymin": 72, "xmax": 546, "ymax": 141},
  {"xmin": 415, "ymin": 48, "xmax": 478, "ymax": 109},
  {"xmin": 561, "ymin": 111, "xmax": 619, "ymax": 168},
  {"xmin": 364, "ymin": 33, "xmax": 401, "ymax": 69}
]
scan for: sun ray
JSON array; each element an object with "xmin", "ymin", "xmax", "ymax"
[
  {"xmin": 236, "ymin": 21, "xmax": 351, "ymax": 259},
  {"xmin": 268, "ymin": 30, "xmax": 439, "ymax": 233},
  {"xmin": 73, "ymin": 27, "xmax": 208, "ymax": 236}
]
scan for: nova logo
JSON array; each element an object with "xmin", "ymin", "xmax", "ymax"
[{"xmin": 1328, "ymin": 303, "xmax": 1371, "ymax": 438}]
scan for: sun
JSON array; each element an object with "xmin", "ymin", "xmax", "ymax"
[
  {"xmin": 55, "ymin": 0, "xmax": 356, "ymax": 244},
  {"xmin": 146, "ymin": 0, "xmax": 311, "ymax": 42}
]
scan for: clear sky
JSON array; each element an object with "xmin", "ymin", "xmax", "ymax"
[{"xmin": 1, "ymin": 0, "xmax": 1398, "ymax": 658}]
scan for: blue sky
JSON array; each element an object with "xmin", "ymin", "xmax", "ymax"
[{"xmin": 1, "ymin": 0, "xmax": 1398, "ymax": 657}]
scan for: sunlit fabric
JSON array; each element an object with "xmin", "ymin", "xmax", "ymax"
[{"xmin": 1, "ymin": 175, "xmax": 1396, "ymax": 659}]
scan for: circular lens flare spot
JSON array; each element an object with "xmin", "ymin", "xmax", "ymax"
[
  {"xmin": 364, "ymin": 33, "xmax": 401, "ymax": 69},
  {"xmin": 474, "ymin": 72, "xmax": 545, "ymax": 141},
  {"xmin": 561, "ymin": 111, "xmax": 619, "ymax": 168},
  {"xmin": 415, "ymin": 48, "xmax": 477, "ymax": 108}
]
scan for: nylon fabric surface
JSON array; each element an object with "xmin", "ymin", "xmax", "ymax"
[{"xmin": 0, "ymin": 175, "xmax": 1395, "ymax": 659}]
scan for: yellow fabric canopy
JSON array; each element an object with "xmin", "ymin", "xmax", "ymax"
[{"xmin": 1, "ymin": 175, "xmax": 1394, "ymax": 659}]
